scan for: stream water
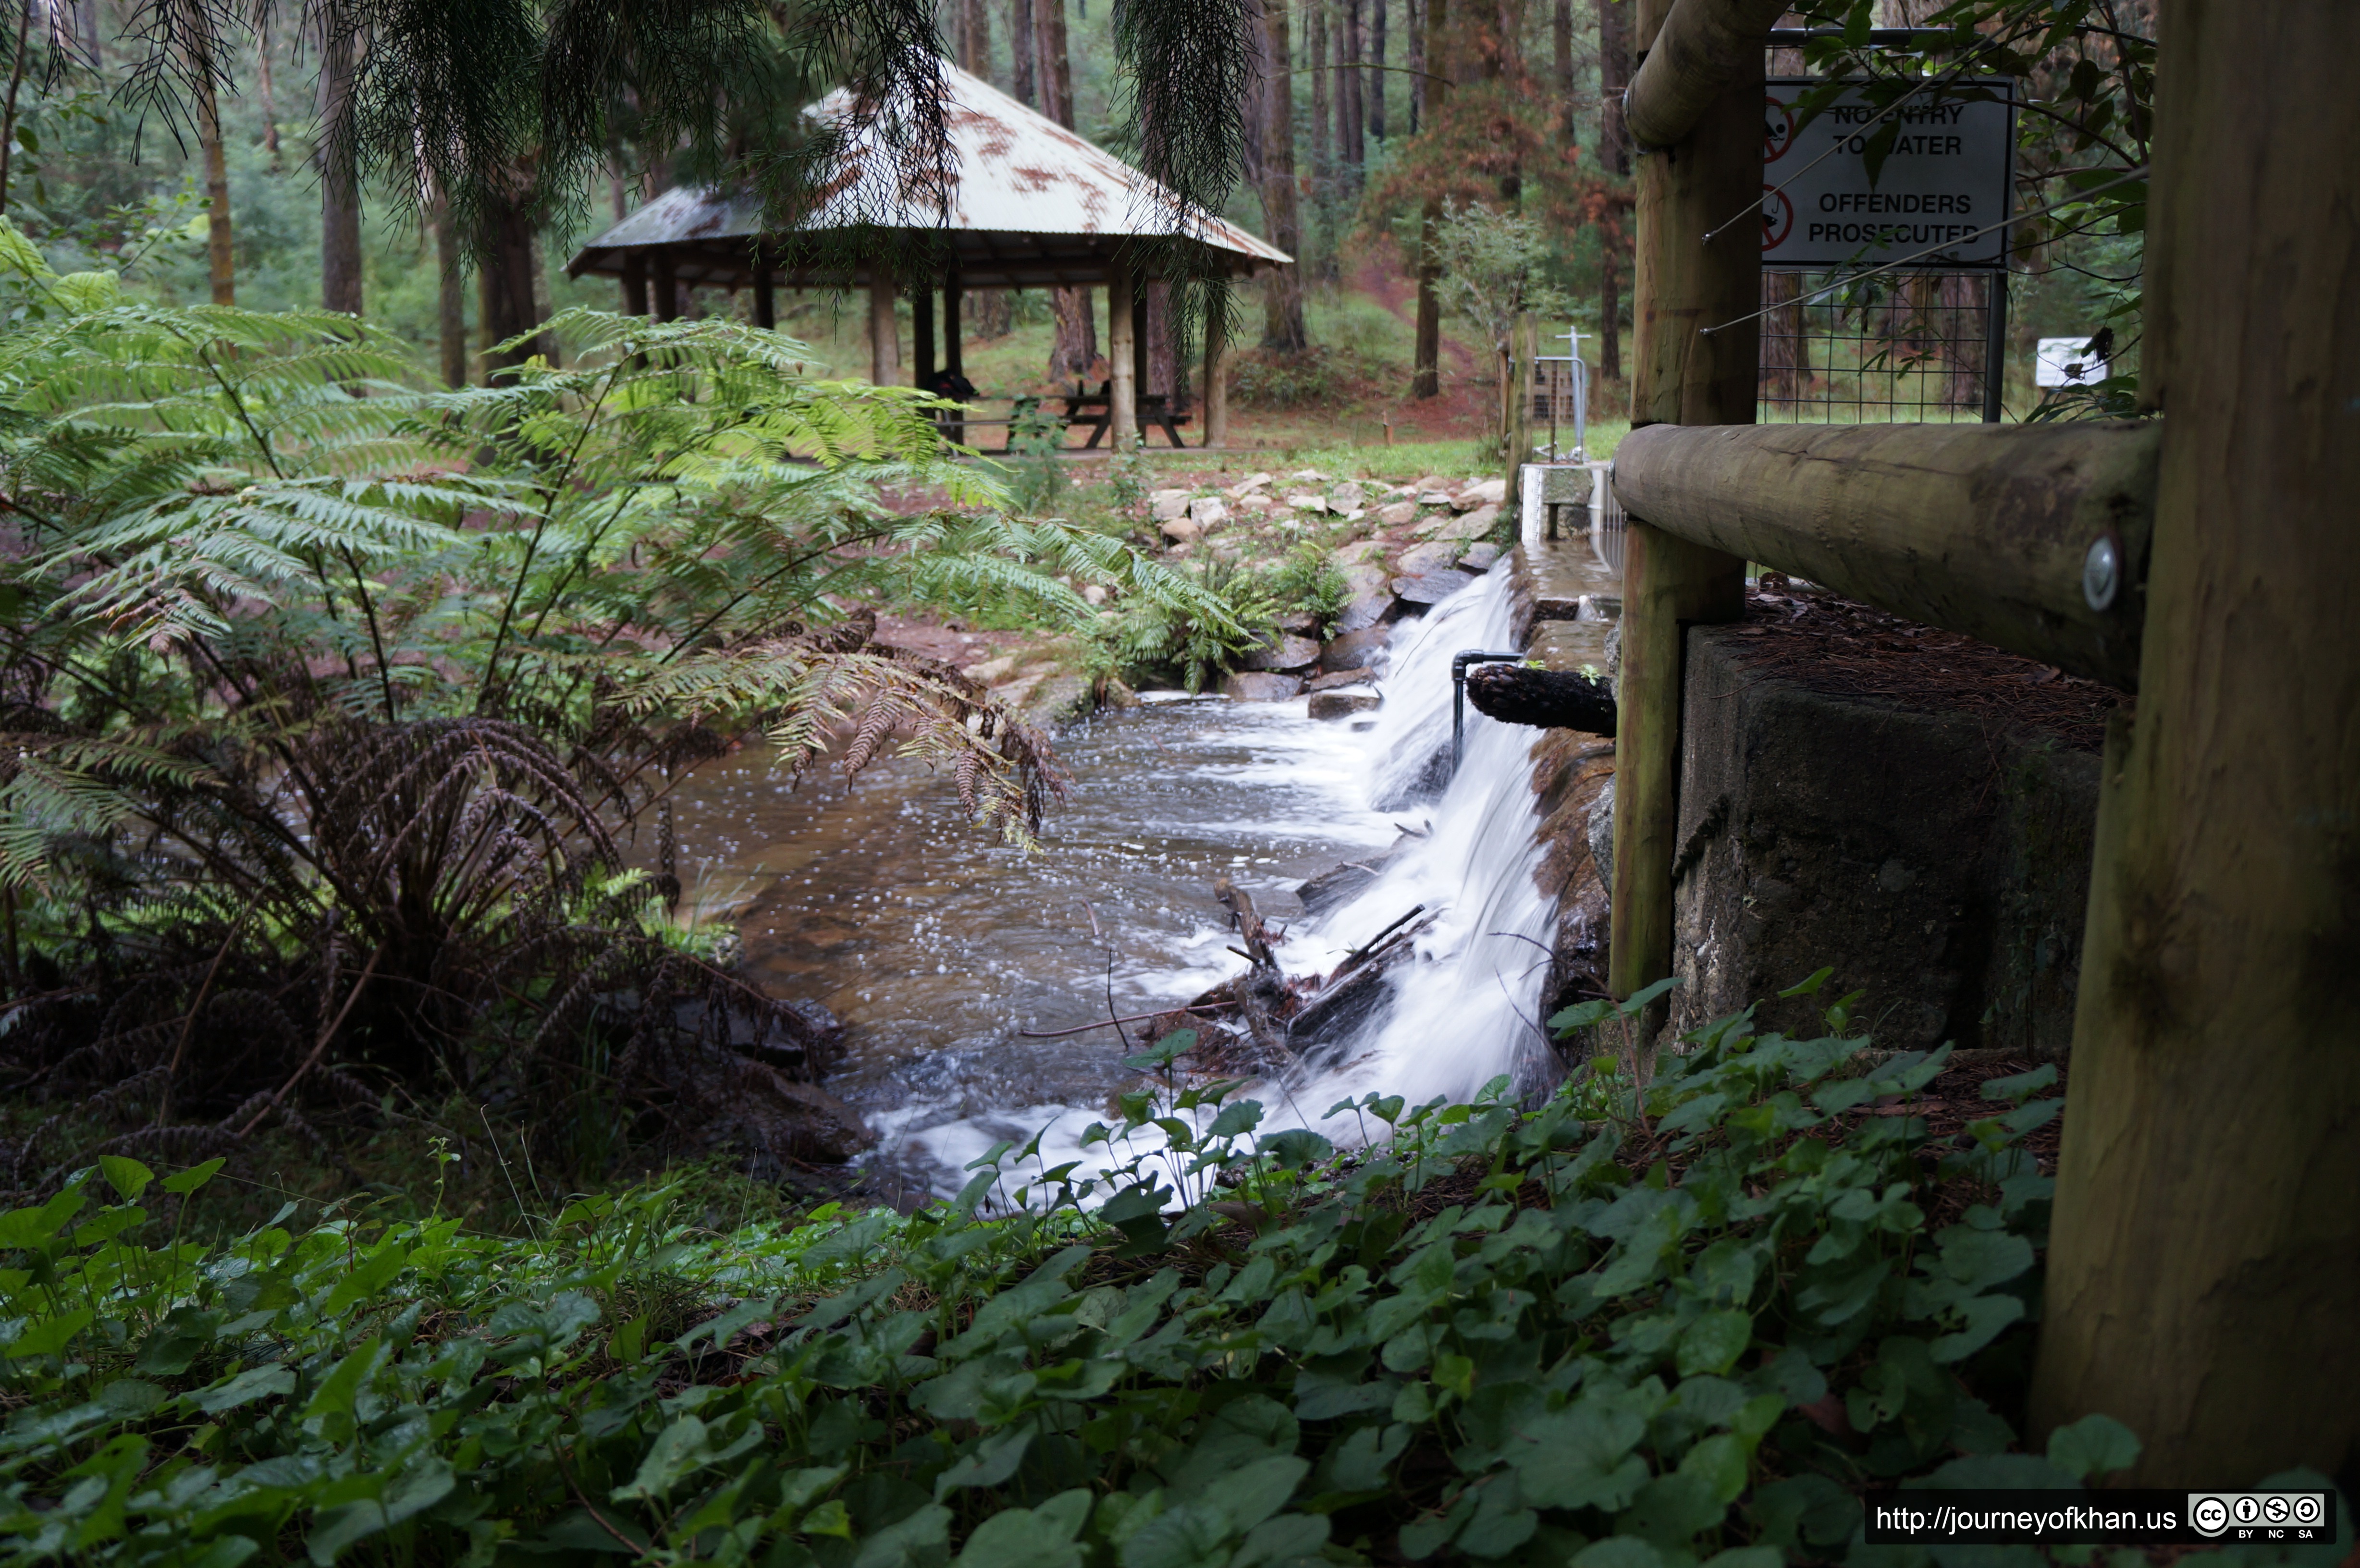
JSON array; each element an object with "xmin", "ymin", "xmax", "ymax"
[{"xmin": 667, "ymin": 567, "xmax": 1614, "ymax": 1200}]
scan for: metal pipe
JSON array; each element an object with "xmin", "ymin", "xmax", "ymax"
[{"xmin": 1451, "ymin": 650, "xmax": 1526, "ymax": 772}]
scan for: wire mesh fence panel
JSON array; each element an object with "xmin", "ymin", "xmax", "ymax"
[{"xmin": 1758, "ymin": 270, "xmax": 1998, "ymax": 422}]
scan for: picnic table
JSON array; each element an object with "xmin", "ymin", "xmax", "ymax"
[
  {"xmin": 922, "ymin": 378, "xmax": 1193, "ymax": 452},
  {"xmin": 1055, "ymin": 381, "xmax": 1193, "ymax": 449}
]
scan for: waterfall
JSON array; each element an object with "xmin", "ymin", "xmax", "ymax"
[
  {"xmin": 851, "ymin": 566, "xmax": 1563, "ymax": 1193},
  {"xmin": 1281, "ymin": 567, "xmax": 1562, "ymax": 1115}
]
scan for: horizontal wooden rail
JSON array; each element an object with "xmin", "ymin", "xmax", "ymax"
[
  {"xmin": 1610, "ymin": 420, "xmax": 2160, "ymax": 690},
  {"xmin": 1625, "ymin": 0, "xmax": 1792, "ymax": 149}
]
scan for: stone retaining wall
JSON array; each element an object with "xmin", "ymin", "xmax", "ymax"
[
  {"xmin": 1504, "ymin": 541, "xmax": 2109, "ymax": 1060},
  {"xmin": 1668, "ymin": 625, "xmax": 2103, "ymax": 1057}
]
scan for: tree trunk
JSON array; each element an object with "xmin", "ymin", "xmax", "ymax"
[
  {"xmin": 1038, "ymin": 0, "xmax": 1096, "ymax": 382},
  {"xmin": 959, "ymin": 0, "xmax": 990, "ymax": 74},
  {"xmin": 1310, "ymin": 0, "xmax": 1330, "ymax": 197},
  {"xmin": 1598, "ymin": 249, "xmax": 1622, "ymax": 382},
  {"xmin": 197, "ymin": 73, "xmax": 235, "ymax": 306},
  {"xmin": 1010, "ymin": 0, "xmax": 1037, "ymax": 103},
  {"xmin": 1410, "ymin": 0, "xmax": 1449, "ymax": 397},
  {"xmin": 319, "ymin": 8, "xmax": 362, "ymax": 317},
  {"xmin": 1485, "ymin": 0, "xmax": 1517, "ymax": 203},
  {"xmin": 1406, "ymin": 0, "xmax": 1424, "ymax": 134},
  {"xmin": 868, "ymin": 270, "xmax": 900, "ymax": 385},
  {"xmin": 1043, "ymin": 0, "xmax": 1074, "ymax": 132},
  {"xmin": 1597, "ymin": 0, "xmax": 1630, "ymax": 176},
  {"xmin": 1259, "ymin": 0, "xmax": 1307, "ymax": 352},
  {"xmin": 256, "ymin": 17, "xmax": 283, "ymax": 166},
  {"xmin": 0, "ymin": 0, "xmax": 35, "ymax": 217},
  {"xmin": 1758, "ymin": 270, "xmax": 1805, "ymax": 406},
  {"xmin": 1145, "ymin": 279, "xmax": 1178, "ymax": 402},
  {"xmin": 477, "ymin": 188, "xmax": 545, "ymax": 378},
  {"xmin": 913, "ymin": 281, "xmax": 935, "ymax": 389},
  {"xmin": 1202, "ymin": 304, "xmax": 1230, "ymax": 446},
  {"xmin": 1368, "ymin": 0, "xmax": 1386, "ymax": 142},
  {"xmin": 1341, "ymin": 0, "xmax": 1364, "ymax": 188},
  {"xmin": 1242, "ymin": 0, "xmax": 1268, "ymax": 189},
  {"xmin": 1553, "ymin": 0, "xmax": 1573, "ymax": 110},
  {"xmin": 1941, "ymin": 270, "xmax": 1982, "ymax": 410},
  {"xmin": 2028, "ymin": 0, "xmax": 2360, "ymax": 1484},
  {"xmin": 435, "ymin": 197, "xmax": 468, "ymax": 388},
  {"xmin": 651, "ymin": 251, "xmax": 678, "ymax": 321},
  {"xmin": 969, "ymin": 287, "xmax": 1011, "ymax": 337},
  {"xmin": 1050, "ymin": 292, "xmax": 1098, "ymax": 381}
]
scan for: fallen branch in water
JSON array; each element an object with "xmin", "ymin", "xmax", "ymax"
[
  {"xmin": 1343, "ymin": 903, "xmax": 1427, "ymax": 970},
  {"xmin": 1216, "ymin": 877, "xmax": 1293, "ymax": 1065}
]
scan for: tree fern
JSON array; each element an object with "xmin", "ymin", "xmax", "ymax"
[{"xmin": 0, "ymin": 223, "xmax": 1229, "ymax": 1189}]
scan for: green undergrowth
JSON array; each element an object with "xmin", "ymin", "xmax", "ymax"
[{"xmin": 1, "ymin": 985, "xmax": 2345, "ymax": 1566}]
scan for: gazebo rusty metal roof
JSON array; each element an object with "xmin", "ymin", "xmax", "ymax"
[{"xmin": 565, "ymin": 60, "xmax": 1293, "ymax": 293}]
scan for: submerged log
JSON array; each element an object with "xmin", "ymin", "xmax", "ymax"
[{"xmin": 1465, "ymin": 663, "xmax": 1618, "ymax": 733}]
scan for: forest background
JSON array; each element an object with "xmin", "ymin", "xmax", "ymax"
[{"xmin": 0, "ymin": 0, "xmax": 2141, "ymax": 446}]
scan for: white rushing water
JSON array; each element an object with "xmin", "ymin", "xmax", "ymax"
[{"xmin": 882, "ymin": 567, "xmax": 1564, "ymax": 1193}]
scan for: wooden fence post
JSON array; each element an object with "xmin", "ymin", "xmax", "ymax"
[
  {"xmin": 2029, "ymin": 0, "xmax": 2360, "ymax": 1481},
  {"xmin": 1505, "ymin": 312, "xmax": 1537, "ymax": 495},
  {"xmin": 1609, "ymin": 521, "xmax": 1744, "ymax": 1003},
  {"xmin": 1605, "ymin": 0, "xmax": 1758, "ymax": 1003}
]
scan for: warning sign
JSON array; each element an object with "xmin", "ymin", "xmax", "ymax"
[
  {"xmin": 1763, "ymin": 78, "xmax": 2015, "ymax": 269},
  {"xmin": 2036, "ymin": 336, "xmax": 2110, "ymax": 387}
]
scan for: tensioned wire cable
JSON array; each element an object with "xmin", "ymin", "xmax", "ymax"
[{"xmin": 1697, "ymin": 163, "xmax": 2146, "ymax": 338}]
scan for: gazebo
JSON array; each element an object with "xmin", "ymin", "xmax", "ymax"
[{"xmin": 565, "ymin": 61, "xmax": 1293, "ymax": 448}]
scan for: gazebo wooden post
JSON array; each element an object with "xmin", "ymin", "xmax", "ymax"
[
  {"xmin": 913, "ymin": 283, "xmax": 936, "ymax": 390},
  {"xmin": 868, "ymin": 269, "xmax": 899, "ymax": 385},
  {"xmin": 1202, "ymin": 285, "xmax": 1229, "ymax": 448},
  {"xmin": 651, "ymin": 253, "xmax": 679, "ymax": 322},
  {"xmin": 1107, "ymin": 261, "xmax": 1139, "ymax": 450},
  {"xmin": 752, "ymin": 258, "xmax": 775, "ymax": 329},
  {"xmin": 944, "ymin": 261, "xmax": 966, "ymax": 443},
  {"xmin": 1130, "ymin": 282, "xmax": 1150, "ymax": 433},
  {"xmin": 622, "ymin": 253, "xmax": 649, "ymax": 318}
]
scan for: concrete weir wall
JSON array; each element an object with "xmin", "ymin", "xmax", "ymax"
[{"xmin": 1507, "ymin": 535, "xmax": 2113, "ymax": 1060}]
